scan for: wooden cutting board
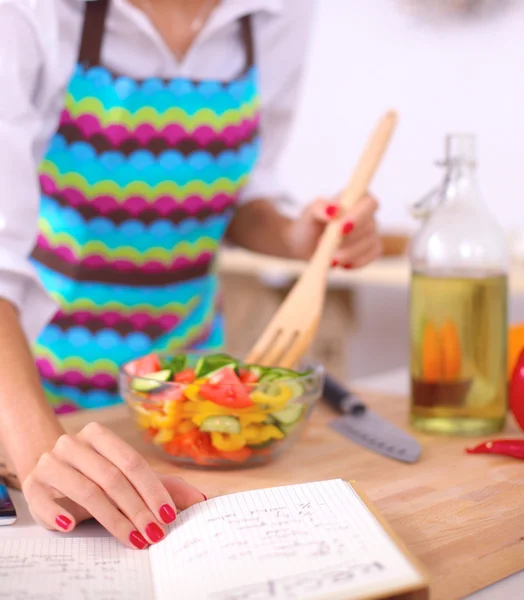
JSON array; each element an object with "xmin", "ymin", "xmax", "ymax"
[{"xmin": 11, "ymin": 392, "xmax": 524, "ymax": 600}]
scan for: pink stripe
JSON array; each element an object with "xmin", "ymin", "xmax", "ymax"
[
  {"xmin": 60, "ymin": 110, "xmax": 260, "ymax": 148},
  {"xmin": 37, "ymin": 358, "xmax": 117, "ymax": 389},
  {"xmin": 36, "ymin": 236, "xmax": 214, "ymax": 273},
  {"xmin": 53, "ymin": 309, "xmax": 181, "ymax": 331},
  {"xmin": 38, "ymin": 176, "xmax": 237, "ymax": 216}
]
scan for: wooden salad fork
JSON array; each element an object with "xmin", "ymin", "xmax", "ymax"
[{"xmin": 244, "ymin": 110, "xmax": 398, "ymax": 369}]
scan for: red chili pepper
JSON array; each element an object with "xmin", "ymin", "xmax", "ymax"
[
  {"xmin": 466, "ymin": 439, "xmax": 524, "ymax": 460},
  {"xmin": 510, "ymin": 347, "xmax": 524, "ymax": 431}
]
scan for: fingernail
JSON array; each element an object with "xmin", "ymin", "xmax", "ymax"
[
  {"xmin": 331, "ymin": 259, "xmax": 338, "ymax": 268},
  {"xmin": 146, "ymin": 522, "xmax": 165, "ymax": 543},
  {"xmin": 343, "ymin": 263, "xmax": 353, "ymax": 270},
  {"xmin": 56, "ymin": 515, "xmax": 72, "ymax": 531},
  {"xmin": 342, "ymin": 222, "xmax": 354, "ymax": 235},
  {"xmin": 202, "ymin": 494, "xmax": 208, "ymax": 501},
  {"xmin": 325, "ymin": 204, "xmax": 338, "ymax": 218},
  {"xmin": 159, "ymin": 504, "xmax": 176, "ymax": 524},
  {"xmin": 129, "ymin": 530, "xmax": 148, "ymax": 549}
]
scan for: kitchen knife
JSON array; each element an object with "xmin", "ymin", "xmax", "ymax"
[{"xmin": 323, "ymin": 373, "xmax": 422, "ymax": 463}]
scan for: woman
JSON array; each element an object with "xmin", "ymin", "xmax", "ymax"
[{"xmin": 0, "ymin": 0, "xmax": 381, "ymax": 549}]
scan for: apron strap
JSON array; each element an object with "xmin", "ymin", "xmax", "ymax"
[
  {"xmin": 78, "ymin": 1, "xmax": 255, "ymax": 70},
  {"xmin": 78, "ymin": 0, "xmax": 110, "ymax": 66},
  {"xmin": 240, "ymin": 15, "xmax": 255, "ymax": 70}
]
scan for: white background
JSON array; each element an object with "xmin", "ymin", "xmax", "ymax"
[{"xmin": 278, "ymin": 0, "xmax": 524, "ymax": 234}]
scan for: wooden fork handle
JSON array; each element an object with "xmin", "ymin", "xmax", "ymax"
[{"xmin": 315, "ymin": 110, "xmax": 398, "ymax": 264}]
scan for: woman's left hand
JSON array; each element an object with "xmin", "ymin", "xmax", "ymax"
[{"xmin": 287, "ymin": 194, "xmax": 382, "ymax": 269}]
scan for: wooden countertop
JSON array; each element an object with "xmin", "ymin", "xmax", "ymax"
[
  {"xmin": 218, "ymin": 248, "xmax": 524, "ymax": 293},
  {"xmin": 60, "ymin": 391, "xmax": 524, "ymax": 600}
]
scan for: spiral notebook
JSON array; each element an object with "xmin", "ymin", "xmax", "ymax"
[{"xmin": 0, "ymin": 479, "xmax": 429, "ymax": 600}]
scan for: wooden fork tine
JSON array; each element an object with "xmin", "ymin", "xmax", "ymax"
[
  {"xmin": 257, "ymin": 331, "xmax": 298, "ymax": 367},
  {"xmin": 245, "ymin": 110, "xmax": 398, "ymax": 369},
  {"xmin": 277, "ymin": 336, "xmax": 307, "ymax": 370},
  {"xmin": 244, "ymin": 326, "xmax": 282, "ymax": 365}
]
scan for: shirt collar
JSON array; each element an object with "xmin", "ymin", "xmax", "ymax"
[{"xmin": 82, "ymin": 0, "xmax": 283, "ymax": 13}]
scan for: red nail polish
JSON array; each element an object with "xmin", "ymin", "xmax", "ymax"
[
  {"xmin": 56, "ymin": 515, "xmax": 72, "ymax": 531},
  {"xmin": 343, "ymin": 263, "xmax": 353, "ymax": 270},
  {"xmin": 129, "ymin": 531, "xmax": 148, "ymax": 550},
  {"xmin": 325, "ymin": 205, "xmax": 338, "ymax": 218},
  {"xmin": 331, "ymin": 259, "xmax": 338, "ymax": 268},
  {"xmin": 342, "ymin": 222, "xmax": 354, "ymax": 235},
  {"xmin": 202, "ymin": 494, "xmax": 208, "ymax": 501},
  {"xmin": 146, "ymin": 522, "xmax": 165, "ymax": 543},
  {"xmin": 159, "ymin": 504, "xmax": 176, "ymax": 524}
]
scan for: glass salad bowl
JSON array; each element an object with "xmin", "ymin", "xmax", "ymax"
[{"xmin": 119, "ymin": 352, "xmax": 324, "ymax": 468}]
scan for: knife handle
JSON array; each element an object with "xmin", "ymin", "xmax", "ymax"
[{"xmin": 323, "ymin": 374, "xmax": 366, "ymax": 415}]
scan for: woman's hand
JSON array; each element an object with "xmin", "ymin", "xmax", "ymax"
[
  {"xmin": 287, "ymin": 194, "xmax": 382, "ymax": 268},
  {"xmin": 22, "ymin": 422, "xmax": 206, "ymax": 549}
]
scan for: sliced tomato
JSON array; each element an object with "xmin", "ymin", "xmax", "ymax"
[
  {"xmin": 127, "ymin": 353, "xmax": 161, "ymax": 377},
  {"xmin": 175, "ymin": 429, "xmax": 217, "ymax": 461},
  {"xmin": 174, "ymin": 368, "xmax": 196, "ymax": 384},
  {"xmin": 219, "ymin": 447, "xmax": 253, "ymax": 463},
  {"xmin": 238, "ymin": 368, "xmax": 259, "ymax": 384},
  {"xmin": 199, "ymin": 367, "xmax": 254, "ymax": 409},
  {"xmin": 163, "ymin": 438, "xmax": 182, "ymax": 456}
]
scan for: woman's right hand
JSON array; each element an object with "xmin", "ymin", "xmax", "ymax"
[{"xmin": 22, "ymin": 422, "xmax": 206, "ymax": 549}]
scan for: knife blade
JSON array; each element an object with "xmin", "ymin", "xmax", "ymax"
[{"xmin": 323, "ymin": 373, "xmax": 422, "ymax": 463}]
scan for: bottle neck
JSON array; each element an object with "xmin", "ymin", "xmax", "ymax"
[{"xmin": 443, "ymin": 162, "xmax": 481, "ymax": 206}]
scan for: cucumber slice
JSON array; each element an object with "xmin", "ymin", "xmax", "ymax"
[
  {"xmin": 259, "ymin": 368, "xmax": 305, "ymax": 396},
  {"xmin": 195, "ymin": 354, "xmax": 236, "ymax": 377},
  {"xmin": 288, "ymin": 380, "xmax": 305, "ymax": 398},
  {"xmin": 278, "ymin": 423, "xmax": 298, "ymax": 436},
  {"xmin": 199, "ymin": 415, "xmax": 241, "ymax": 434},
  {"xmin": 263, "ymin": 415, "xmax": 277, "ymax": 425},
  {"xmin": 262, "ymin": 379, "xmax": 304, "ymax": 400},
  {"xmin": 271, "ymin": 404, "xmax": 304, "ymax": 426},
  {"xmin": 130, "ymin": 369, "xmax": 171, "ymax": 393}
]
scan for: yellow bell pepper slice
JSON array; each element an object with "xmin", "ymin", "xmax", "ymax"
[
  {"xmin": 211, "ymin": 432, "xmax": 246, "ymax": 451},
  {"xmin": 134, "ymin": 406, "xmax": 151, "ymax": 430},
  {"xmin": 238, "ymin": 413, "xmax": 267, "ymax": 427},
  {"xmin": 151, "ymin": 410, "xmax": 179, "ymax": 429},
  {"xmin": 251, "ymin": 384, "xmax": 293, "ymax": 410},
  {"xmin": 164, "ymin": 400, "xmax": 182, "ymax": 417},
  {"xmin": 177, "ymin": 419, "xmax": 197, "ymax": 434},
  {"xmin": 152, "ymin": 429, "xmax": 175, "ymax": 445},
  {"xmin": 243, "ymin": 424, "xmax": 285, "ymax": 444},
  {"xmin": 184, "ymin": 384, "xmax": 206, "ymax": 402}
]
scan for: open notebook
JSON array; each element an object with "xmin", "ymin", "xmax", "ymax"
[{"xmin": 0, "ymin": 479, "xmax": 428, "ymax": 600}]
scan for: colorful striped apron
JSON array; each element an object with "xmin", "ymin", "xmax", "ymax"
[{"xmin": 32, "ymin": 0, "xmax": 260, "ymax": 413}]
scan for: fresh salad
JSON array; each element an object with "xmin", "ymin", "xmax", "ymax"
[{"xmin": 124, "ymin": 353, "xmax": 313, "ymax": 465}]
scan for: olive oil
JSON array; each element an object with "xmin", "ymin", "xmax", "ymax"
[{"xmin": 410, "ymin": 271, "xmax": 507, "ymax": 435}]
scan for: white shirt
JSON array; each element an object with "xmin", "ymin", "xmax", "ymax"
[{"xmin": 0, "ymin": 0, "xmax": 315, "ymax": 341}]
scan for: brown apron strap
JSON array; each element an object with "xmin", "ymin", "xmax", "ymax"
[
  {"xmin": 78, "ymin": 0, "xmax": 110, "ymax": 66},
  {"xmin": 240, "ymin": 15, "xmax": 255, "ymax": 70},
  {"xmin": 78, "ymin": 3, "xmax": 254, "ymax": 71}
]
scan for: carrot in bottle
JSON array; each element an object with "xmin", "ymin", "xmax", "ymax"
[
  {"xmin": 421, "ymin": 321, "xmax": 442, "ymax": 382},
  {"xmin": 440, "ymin": 319, "xmax": 461, "ymax": 381}
]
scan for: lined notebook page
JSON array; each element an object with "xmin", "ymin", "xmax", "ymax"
[
  {"xmin": 150, "ymin": 479, "xmax": 424, "ymax": 600},
  {"xmin": 0, "ymin": 537, "xmax": 154, "ymax": 599}
]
